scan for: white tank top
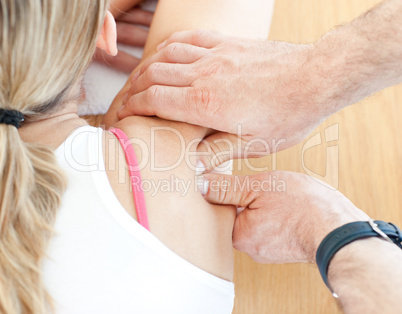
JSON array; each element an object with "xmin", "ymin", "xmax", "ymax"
[{"xmin": 42, "ymin": 126, "xmax": 235, "ymax": 314}]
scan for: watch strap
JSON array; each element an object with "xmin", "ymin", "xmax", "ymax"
[{"xmin": 316, "ymin": 219, "xmax": 402, "ymax": 295}]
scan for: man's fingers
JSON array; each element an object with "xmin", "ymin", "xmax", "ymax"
[
  {"xmin": 118, "ymin": 85, "xmax": 193, "ymax": 121},
  {"xmin": 138, "ymin": 43, "xmax": 208, "ymax": 76},
  {"xmin": 116, "ymin": 23, "xmax": 148, "ymax": 46},
  {"xmin": 197, "ymin": 131, "xmax": 272, "ymax": 173},
  {"xmin": 116, "ymin": 9, "xmax": 153, "ymax": 26},
  {"xmin": 158, "ymin": 29, "xmax": 227, "ymax": 50},
  {"xmin": 232, "ymin": 209, "xmax": 267, "ymax": 262},
  {"xmin": 201, "ymin": 173, "xmax": 256, "ymax": 208},
  {"xmin": 130, "ymin": 63, "xmax": 196, "ymax": 95},
  {"xmin": 93, "ymin": 49, "xmax": 140, "ymax": 73},
  {"xmin": 197, "ymin": 133, "xmax": 248, "ymax": 172}
]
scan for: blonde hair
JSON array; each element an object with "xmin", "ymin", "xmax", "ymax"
[{"xmin": 0, "ymin": 0, "xmax": 107, "ymax": 312}]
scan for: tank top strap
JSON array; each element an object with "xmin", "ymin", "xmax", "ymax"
[{"xmin": 109, "ymin": 128, "xmax": 150, "ymax": 231}]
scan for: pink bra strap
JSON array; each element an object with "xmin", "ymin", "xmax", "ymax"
[{"xmin": 109, "ymin": 128, "xmax": 150, "ymax": 231}]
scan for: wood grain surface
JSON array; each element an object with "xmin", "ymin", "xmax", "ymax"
[{"xmin": 232, "ymin": 0, "xmax": 401, "ymax": 313}]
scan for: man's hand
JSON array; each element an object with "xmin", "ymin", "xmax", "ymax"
[
  {"xmin": 200, "ymin": 170, "xmax": 402, "ymax": 314},
  {"xmin": 117, "ymin": 0, "xmax": 402, "ymax": 169},
  {"xmin": 199, "ymin": 171, "xmax": 369, "ymax": 263},
  {"xmin": 118, "ymin": 30, "xmax": 327, "ymax": 154},
  {"xmin": 93, "ymin": 8, "xmax": 153, "ymax": 73}
]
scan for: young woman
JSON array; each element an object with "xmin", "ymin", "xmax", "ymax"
[{"xmin": 0, "ymin": 0, "xmax": 272, "ymax": 313}]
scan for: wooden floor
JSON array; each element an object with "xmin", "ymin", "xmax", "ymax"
[{"xmin": 232, "ymin": 0, "xmax": 402, "ymax": 313}]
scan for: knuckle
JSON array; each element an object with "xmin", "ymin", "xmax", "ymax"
[
  {"xmin": 188, "ymin": 87, "xmax": 214, "ymax": 112},
  {"xmin": 253, "ymin": 242, "xmax": 269, "ymax": 262},
  {"xmin": 167, "ymin": 32, "xmax": 180, "ymax": 44},
  {"xmin": 233, "ymin": 218, "xmax": 248, "ymax": 251},
  {"xmin": 232, "ymin": 39, "xmax": 248, "ymax": 53},
  {"xmin": 242, "ymin": 189, "xmax": 257, "ymax": 207},
  {"xmin": 201, "ymin": 62, "xmax": 221, "ymax": 77},
  {"xmin": 198, "ymin": 53, "xmax": 237, "ymax": 77},
  {"xmin": 146, "ymin": 85, "xmax": 162, "ymax": 105},
  {"xmin": 233, "ymin": 213, "xmax": 262, "ymax": 259},
  {"xmin": 146, "ymin": 63, "xmax": 161, "ymax": 82},
  {"xmin": 164, "ymin": 43, "xmax": 178, "ymax": 59},
  {"xmin": 216, "ymin": 178, "xmax": 231, "ymax": 203},
  {"xmin": 217, "ymin": 55, "xmax": 237, "ymax": 72},
  {"xmin": 186, "ymin": 86, "xmax": 222, "ymax": 129},
  {"xmin": 207, "ymin": 174, "xmax": 232, "ymax": 203},
  {"xmin": 192, "ymin": 29, "xmax": 207, "ymax": 44},
  {"xmin": 125, "ymin": 95, "xmax": 135, "ymax": 108},
  {"xmin": 208, "ymin": 142, "xmax": 229, "ymax": 169},
  {"xmin": 233, "ymin": 234, "xmax": 249, "ymax": 253},
  {"xmin": 232, "ymin": 235, "xmax": 242, "ymax": 251}
]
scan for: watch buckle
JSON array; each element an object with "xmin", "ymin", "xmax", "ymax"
[{"xmin": 368, "ymin": 219, "xmax": 394, "ymax": 244}]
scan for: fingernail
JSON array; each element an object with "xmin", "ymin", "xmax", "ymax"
[
  {"xmin": 131, "ymin": 70, "xmax": 140, "ymax": 83},
  {"xmin": 157, "ymin": 40, "xmax": 167, "ymax": 51},
  {"xmin": 197, "ymin": 176, "xmax": 209, "ymax": 196},
  {"xmin": 195, "ymin": 160, "xmax": 206, "ymax": 176}
]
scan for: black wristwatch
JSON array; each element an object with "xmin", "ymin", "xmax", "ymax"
[{"xmin": 316, "ymin": 219, "xmax": 402, "ymax": 297}]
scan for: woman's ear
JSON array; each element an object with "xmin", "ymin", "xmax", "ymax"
[{"xmin": 96, "ymin": 10, "xmax": 118, "ymax": 56}]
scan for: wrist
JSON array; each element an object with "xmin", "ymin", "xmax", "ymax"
[
  {"xmin": 316, "ymin": 220, "xmax": 402, "ymax": 295},
  {"xmin": 300, "ymin": 199, "xmax": 369, "ymax": 262},
  {"xmin": 327, "ymin": 236, "xmax": 402, "ymax": 308},
  {"xmin": 322, "ymin": 231, "xmax": 402, "ymax": 313},
  {"xmin": 328, "ymin": 235, "xmax": 399, "ymax": 276}
]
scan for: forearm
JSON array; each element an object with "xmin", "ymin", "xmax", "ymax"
[
  {"xmin": 328, "ymin": 237, "xmax": 402, "ymax": 313},
  {"xmin": 312, "ymin": 0, "xmax": 402, "ymax": 117}
]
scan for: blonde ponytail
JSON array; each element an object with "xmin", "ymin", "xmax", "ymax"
[
  {"xmin": 0, "ymin": 125, "xmax": 65, "ymax": 313},
  {"xmin": 0, "ymin": 0, "xmax": 107, "ymax": 312}
]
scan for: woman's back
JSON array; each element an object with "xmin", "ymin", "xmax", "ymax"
[
  {"xmin": 0, "ymin": 0, "xmax": 271, "ymax": 311},
  {"xmin": 43, "ymin": 125, "xmax": 234, "ymax": 313}
]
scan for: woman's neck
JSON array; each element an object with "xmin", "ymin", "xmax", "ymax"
[{"xmin": 18, "ymin": 104, "xmax": 89, "ymax": 150}]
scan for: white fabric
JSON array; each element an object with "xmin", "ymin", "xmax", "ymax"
[{"xmin": 43, "ymin": 126, "xmax": 235, "ymax": 314}]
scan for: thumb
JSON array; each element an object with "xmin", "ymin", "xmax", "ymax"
[
  {"xmin": 197, "ymin": 132, "xmax": 245, "ymax": 172},
  {"xmin": 197, "ymin": 132, "xmax": 270, "ymax": 173},
  {"xmin": 200, "ymin": 173, "xmax": 257, "ymax": 208}
]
